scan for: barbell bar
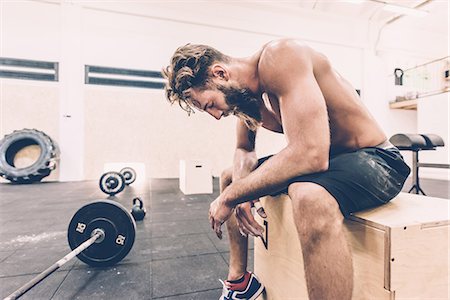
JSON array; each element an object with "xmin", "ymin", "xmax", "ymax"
[{"xmin": 3, "ymin": 200, "xmax": 136, "ymax": 300}]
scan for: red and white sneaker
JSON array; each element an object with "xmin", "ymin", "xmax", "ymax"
[{"xmin": 219, "ymin": 271, "xmax": 265, "ymax": 300}]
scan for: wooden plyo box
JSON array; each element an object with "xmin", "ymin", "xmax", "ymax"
[{"xmin": 254, "ymin": 193, "xmax": 450, "ymax": 300}]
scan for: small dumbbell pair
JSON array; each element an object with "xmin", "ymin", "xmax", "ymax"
[{"xmin": 99, "ymin": 167, "xmax": 137, "ymax": 196}]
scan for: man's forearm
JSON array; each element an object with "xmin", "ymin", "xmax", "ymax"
[
  {"xmin": 223, "ymin": 146, "xmax": 328, "ymax": 206},
  {"xmin": 232, "ymin": 148, "xmax": 258, "ymax": 181}
]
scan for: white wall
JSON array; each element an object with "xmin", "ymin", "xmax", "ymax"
[
  {"xmin": 0, "ymin": 0, "xmax": 447, "ymax": 180},
  {"xmin": 373, "ymin": 0, "xmax": 448, "ymax": 180},
  {"xmin": 0, "ymin": 1, "xmax": 61, "ymax": 182},
  {"xmin": 417, "ymin": 93, "xmax": 449, "ymax": 181}
]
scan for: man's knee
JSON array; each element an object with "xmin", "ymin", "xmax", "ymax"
[{"xmin": 288, "ymin": 182, "xmax": 343, "ymax": 248}]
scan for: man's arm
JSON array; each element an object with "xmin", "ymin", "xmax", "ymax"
[
  {"xmin": 223, "ymin": 40, "xmax": 331, "ymax": 206},
  {"xmin": 233, "ymin": 119, "xmax": 258, "ymax": 180}
]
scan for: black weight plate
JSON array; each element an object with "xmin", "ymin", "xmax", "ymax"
[
  {"xmin": 67, "ymin": 200, "xmax": 136, "ymax": 267},
  {"xmin": 120, "ymin": 167, "xmax": 136, "ymax": 185},
  {"xmin": 99, "ymin": 171, "xmax": 126, "ymax": 196},
  {"xmin": 108, "ymin": 177, "xmax": 119, "ymax": 189}
]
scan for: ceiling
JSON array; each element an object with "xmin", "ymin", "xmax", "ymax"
[
  {"xmin": 33, "ymin": 0, "xmax": 449, "ymax": 37},
  {"xmin": 247, "ymin": 0, "xmax": 448, "ymax": 35}
]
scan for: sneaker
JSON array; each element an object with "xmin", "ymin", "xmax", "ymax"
[{"xmin": 219, "ymin": 271, "xmax": 265, "ymax": 300}]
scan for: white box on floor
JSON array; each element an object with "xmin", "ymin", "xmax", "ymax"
[{"xmin": 179, "ymin": 159, "xmax": 213, "ymax": 195}]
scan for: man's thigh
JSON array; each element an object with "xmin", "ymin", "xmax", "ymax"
[{"xmin": 257, "ymin": 147, "xmax": 410, "ymax": 217}]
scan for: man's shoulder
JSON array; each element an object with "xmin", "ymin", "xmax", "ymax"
[
  {"xmin": 260, "ymin": 39, "xmax": 309, "ymax": 60},
  {"xmin": 257, "ymin": 39, "xmax": 312, "ymax": 87}
]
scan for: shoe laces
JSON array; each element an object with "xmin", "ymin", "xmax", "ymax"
[
  {"xmin": 219, "ymin": 279, "xmax": 232, "ymax": 300},
  {"xmin": 219, "ymin": 278, "xmax": 231, "ymax": 289}
]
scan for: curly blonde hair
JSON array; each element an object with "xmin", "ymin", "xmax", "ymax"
[{"xmin": 162, "ymin": 44, "xmax": 229, "ymax": 115}]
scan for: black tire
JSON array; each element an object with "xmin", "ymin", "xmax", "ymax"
[{"xmin": 0, "ymin": 129, "xmax": 60, "ymax": 184}]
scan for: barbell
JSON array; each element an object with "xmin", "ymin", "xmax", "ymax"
[{"xmin": 3, "ymin": 200, "xmax": 136, "ymax": 300}]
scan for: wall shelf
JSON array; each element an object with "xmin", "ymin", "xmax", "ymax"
[
  {"xmin": 389, "ymin": 99, "xmax": 418, "ymax": 110},
  {"xmin": 389, "ymin": 56, "xmax": 449, "ymax": 111},
  {"xmin": 389, "ymin": 87, "xmax": 449, "ymax": 110}
]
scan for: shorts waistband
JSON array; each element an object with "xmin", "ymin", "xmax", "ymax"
[{"xmin": 375, "ymin": 140, "xmax": 396, "ymax": 150}]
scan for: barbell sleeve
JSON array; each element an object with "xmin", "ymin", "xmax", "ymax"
[{"xmin": 4, "ymin": 231, "xmax": 103, "ymax": 300}]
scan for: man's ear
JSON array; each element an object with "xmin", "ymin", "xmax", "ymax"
[{"xmin": 211, "ymin": 64, "xmax": 229, "ymax": 81}]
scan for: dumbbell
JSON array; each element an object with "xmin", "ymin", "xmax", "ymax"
[
  {"xmin": 120, "ymin": 167, "xmax": 136, "ymax": 185},
  {"xmin": 4, "ymin": 200, "xmax": 136, "ymax": 300},
  {"xmin": 99, "ymin": 167, "xmax": 137, "ymax": 196}
]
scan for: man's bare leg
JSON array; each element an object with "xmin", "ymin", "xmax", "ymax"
[
  {"xmin": 220, "ymin": 167, "xmax": 248, "ymax": 281},
  {"xmin": 288, "ymin": 182, "xmax": 353, "ymax": 300}
]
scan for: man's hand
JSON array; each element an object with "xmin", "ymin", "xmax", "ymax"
[
  {"xmin": 209, "ymin": 195, "xmax": 234, "ymax": 239},
  {"xmin": 235, "ymin": 200, "xmax": 267, "ymax": 238}
]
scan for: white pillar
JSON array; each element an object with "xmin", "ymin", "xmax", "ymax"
[{"xmin": 59, "ymin": 2, "xmax": 84, "ymax": 181}]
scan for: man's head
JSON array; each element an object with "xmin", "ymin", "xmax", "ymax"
[{"xmin": 162, "ymin": 44, "xmax": 262, "ymax": 130}]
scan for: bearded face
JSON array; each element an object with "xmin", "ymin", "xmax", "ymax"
[{"xmin": 216, "ymin": 83, "xmax": 262, "ymax": 130}]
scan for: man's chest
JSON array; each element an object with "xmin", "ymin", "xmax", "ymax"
[{"xmin": 261, "ymin": 92, "xmax": 283, "ymax": 133}]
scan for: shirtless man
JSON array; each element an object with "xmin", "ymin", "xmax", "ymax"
[{"xmin": 163, "ymin": 39, "xmax": 410, "ymax": 300}]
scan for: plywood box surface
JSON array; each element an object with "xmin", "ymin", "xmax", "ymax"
[{"xmin": 254, "ymin": 193, "xmax": 450, "ymax": 300}]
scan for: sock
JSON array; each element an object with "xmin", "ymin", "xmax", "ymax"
[{"xmin": 228, "ymin": 273, "xmax": 246, "ymax": 284}]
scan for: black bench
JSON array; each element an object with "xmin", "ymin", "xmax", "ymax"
[{"xmin": 390, "ymin": 133, "xmax": 448, "ymax": 195}]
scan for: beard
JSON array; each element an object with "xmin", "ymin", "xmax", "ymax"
[{"xmin": 216, "ymin": 84, "xmax": 262, "ymax": 131}]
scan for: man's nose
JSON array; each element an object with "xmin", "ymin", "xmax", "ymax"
[{"xmin": 207, "ymin": 108, "xmax": 222, "ymax": 120}]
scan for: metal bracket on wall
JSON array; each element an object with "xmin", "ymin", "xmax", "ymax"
[
  {"xmin": 85, "ymin": 65, "xmax": 165, "ymax": 89},
  {"xmin": 0, "ymin": 58, "xmax": 59, "ymax": 81}
]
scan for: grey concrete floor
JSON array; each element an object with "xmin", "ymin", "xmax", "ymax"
[
  {"xmin": 0, "ymin": 176, "xmax": 448, "ymax": 299},
  {"xmin": 0, "ymin": 178, "xmax": 254, "ymax": 300},
  {"xmin": 402, "ymin": 176, "xmax": 449, "ymax": 199}
]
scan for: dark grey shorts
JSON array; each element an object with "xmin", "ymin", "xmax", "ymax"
[{"xmin": 257, "ymin": 147, "xmax": 411, "ymax": 217}]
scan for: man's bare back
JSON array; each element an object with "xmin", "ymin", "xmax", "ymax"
[{"xmin": 249, "ymin": 39, "xmax": 387, "ymax": 155}]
